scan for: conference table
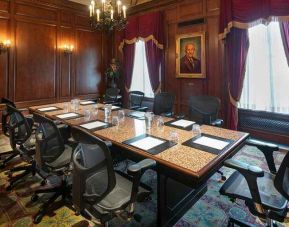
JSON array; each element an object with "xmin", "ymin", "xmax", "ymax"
[{"xmin": 28, "ymin": 101, "xmax": 249, "ymax": 227}]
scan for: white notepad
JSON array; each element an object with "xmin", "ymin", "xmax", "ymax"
[
  {"xmin": 130, "ymin": 111, "xmax": 145, "ymax": 118},
  {"xmin": 130, "ymin": 137, "xmax": 165, "ymax": 150},
  {"xmin": 80, "ymin": 101, "xmax": 95, "ymax": 105},
  {"xmin": 111, "ymin": 106, "xmax": 120, "ymax": 110},
  {"xmin": 38, "ymin": 106, "xmax": 58, "ymax": 112},
  {"xmin": 171, "ymin": 119, "xmax": 195, "ymax": 128},
  {"xmin": 194, "ymin": 136, "xmax": 229, "ymax": 150},
  {"xmin": 56, "ymin": 113, "xmax": 79, "ymax": 119},
  {"xmin": 80, "ymin": 121, "xmax": 107, "ymax": 130}
]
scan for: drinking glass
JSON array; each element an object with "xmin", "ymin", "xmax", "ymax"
[
  {"xmin": 112, "ymin": 116, "xmax": 119, "ymax": 127},
  {"xmin": 192, "ymin": 124, "xmax": 201, "ymax": 136},
  {"xmin": 84, "ymin": 109, "xmax": 91, "ymax": 121},
  {"xmin": 169, "ymin": 131, "xmax": 179, "ymax": 144},
  {"xmin": 118, "ymin": 110, "xmax": 125, "ymax": 121},
  {"xmin": 104, "ymin": 104, "xmax": 112, "ymax": 119},
  {"xmin": 92, "ymin": 104, "xmax": 98, "ymax": 117},
  {"xmin": 63, "ymin": 103, "xmax": 69, "ymax": 113},
  {"xmin": 145, "ymin": 112, "xmax": 153, "ymax": 130},
  {"xmin": 156, "ymin": 116, "xmax": 164, "ymax": 131}
]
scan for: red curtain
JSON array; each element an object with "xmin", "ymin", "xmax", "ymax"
[
  {"xmin": 118, "ymin": 11, "xmax": 164, "ymax": 102},
  {"xmin": 226, "ymin": 28, "xmax": 249, "ymax": 130},
  {"xmin": 280, "ymin": 22, "xmax": 289, "ymax": 66},
  {"xmin": 219, "ymin": 0, "xmax": 289, "ymax": 39}
]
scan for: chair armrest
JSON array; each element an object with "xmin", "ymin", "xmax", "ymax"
[
  {"xmin": 246, "ymin": 138, "xmax": 278, "ymax": 174},
  {"xmin": 137, "ymin": 107, "xmax": 149, "ymax": 112},
  {"xmin": 224, "ymin": 159, "xmax": 264, "ymax": 205},
  {"xmin": 211, "ymin": 119, "xmax": 224, "ymax": 127},
  {"xmin": 130, "ymin": 106, "xmax": 141, "ymax": 111},
  {"xmin": 127, "ymin": 159, "xmax": 156, "ymax": 203},
  {"xmin": 104, "ymin": 141, "xmax": 112, "ymax": 147},
  {"xmin": 161, "ymin": 112, "xmax": 174, "ymax": 118},
  {"xmin": 175, "ymin": 114, "xmax": 185, "ymax": 119}
]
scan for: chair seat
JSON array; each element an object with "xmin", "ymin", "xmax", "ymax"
[
  {"xmin": 45, "ymin": 145, "xmax": 73, "ymax": 170},
  {"xmin": 92, "ymin": 173, "xmax": 148, "ymax": 213},
  {"xmin": 220, "ymin": 171, "xmax": 288, "ymax": 211}
]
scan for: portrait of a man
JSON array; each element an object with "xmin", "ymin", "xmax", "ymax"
[{"xmin": 176, "ymin": 32, "xmax": 206, "ymax": 78}]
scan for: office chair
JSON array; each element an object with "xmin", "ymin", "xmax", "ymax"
[
  {"xmin": 153, "ymin": 92, "xmax": 175, "ymax": 117},
  {"xmin": 31, "ymin": 113, "xmax": 74, "ymax": 224},
  {"xmin": 71, "ymin": 126, "xmax": 156, "ymax": 226},
  {"xmin": 128, "ymin": 91, "xmax": 148, "ymax": 112},
  {"xmin": 220, "ymin": 148, "xmax": 289, "ymax": 227},
  {"xmin": 188, "ymin": 95, "xmax": 224, "ymax": 127},
  {"xmin": 2, "ymin": 105, "xmax": 45, "ymax": 190},
  {"xmin": 103, "ymin": 87, "xmax": 121, "ymax": 106}
]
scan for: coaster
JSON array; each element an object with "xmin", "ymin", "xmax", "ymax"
[
  {"xmin": 127, "ymin": 111, "xmax": 146, "ymax": 120},
  {"xmin": 80, "ymin": 100, "xmax": 96, "ymax": 105},
  {"xmin": 165, "ymin": 119, "xmax": 196, "ymax": 131},
  {"xmin": 123, "ymin": 134, "xmax": 176, "ymax": 155},
  {"xmin": 37, "ymin": 106, "xmax": 62, "ymax": 112},
  {"xmin": 79, "ymin": 120, "xmax": 113, "ymax": 131},
  {"xmin": 182, "ymin": 133, "xmax": 233, "ymax": 155},
  {"xmin": 54, "ymin": 112, "xmax": 83, "ymax": 120}
]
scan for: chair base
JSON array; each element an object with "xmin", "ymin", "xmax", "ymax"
[
  {"xmin": 228, "ymin": 214, "xmax": 279, "ymax": 227},
  {"xmin": 0, "ymin": 151, "xmax": 20, "ymax": 169},
  {"xmin": 32, "ymin": 179, "xmax": 71, "ymax": 224}
]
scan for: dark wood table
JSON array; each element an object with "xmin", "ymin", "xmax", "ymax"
[{"xmin": 29, "ymin": 102, "xmax": 249, "ymax": 226}]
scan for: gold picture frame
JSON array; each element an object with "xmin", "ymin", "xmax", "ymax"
[{"xmin": 176, "ymin": 32, "xmax": 206, "ymax": 78}]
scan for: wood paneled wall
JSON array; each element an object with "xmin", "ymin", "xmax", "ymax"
[
  {"xmin": 0, "ymin": 0, "xmax": 108, "ymax": 108},
  {"xmin": 119, "ymin": 0, "xmax": 225, "ymax": 117}
]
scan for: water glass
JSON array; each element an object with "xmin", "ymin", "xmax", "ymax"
[
  {"xmin": 63, "ymin": 103, "xmax": 69, "ymax": 113},
  {"xmin": 112, "ymin": 116, "xmax": 119, "ymax": 127},
  {"xmin": 84, "ymin": 109, "xmax": 91, "ymax": 120},
  {"xmin": 92, "ymin": 104, "xmax": 98, "ymax": 117},
  {"xmin": 156, "ymin": 117, "xmax": 164, "ymax": 130},
  {"xmin": 169, "ymin": 131, "xmax": 179, "ymax": 144},
  {"xmin": 192, "ymin": 124, "xmax": 201, "ymax": 136},
  {"xmin": 118, "ymin": 110, "xmax": 125, "ymax": 121},
  {"xmin": 104, "ymin": 104, "xmax": 112, "ymax": 119},
  {"xmin": 145, "ymin": 112, "xmax": 153, "ymax": 130}
]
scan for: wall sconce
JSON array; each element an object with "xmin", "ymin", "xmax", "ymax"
[
  {"xmin": 63, "ymin": 44, "xmax": 74, "ymax": 54},
  {"xmin": 0, "ymin": 40, "xmax": 11, "ymax": 54}
]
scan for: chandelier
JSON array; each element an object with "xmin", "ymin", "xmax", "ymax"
[{"xmin": 89, "ymin": 0, "xmax": 127, "ymax": 31}]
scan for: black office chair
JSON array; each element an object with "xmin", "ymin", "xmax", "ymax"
[
  {"xmin": 220, "ymin": 147, "xmax": 289, "ymax": 227},
  {"xmin": 153, "ymin": 92, "xmax": 175, "ymax": 117},
  {"xmin": 31, "ymin": 113, "xmax": 74, "ymax": 224},
  {"xmin": 71, "ymin": 126, "xmax": 156, "ymax": 226},
  {"xmin": 128, "ymin": 91, "xmax": 148, "ymax": 112},
  {"xmin": 3, "ymin": 105, "xmax": 44, "ymax": 190},
  {"xmin": 188, "ymin": 95, "xmax": 223, "ymax": 127},
  {"xmin": 103, "ymin": 87, "xmax": 121, "ymax": 106}
]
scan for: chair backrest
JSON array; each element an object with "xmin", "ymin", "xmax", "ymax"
[
  {"xmin": 274, "ymin": 152, "xmax": 289, "ymax": 201},
  {"xmin": 33, "ymin": 113, "xmax": 65, "ymax": 166},
  {"xmin": 1, "ymin": 98, "xmax": 16, "ymax": 136},
  {"xmin": 6, "ymin": 105, "xmax": 32, "ymax": 149},
  {"xmin": 128, "ymin": 91, "xmax": 144, "ymax": 108},
  {"xmin": 71, "ymin": 126, "xmax": 116, "ymax": 213},
  {"xmin": 153, "ymin": 92, "xmax": 175, "ymax": 115},
  {"xmin": 188, "ymin": 95, "xmax": 221, "ymax": 124},
  {"xmin": 104, "ymin": 87, "xmax": 120, "ymax": 103}
]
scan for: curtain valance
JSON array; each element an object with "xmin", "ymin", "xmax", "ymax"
[
  {"xmin": 118, "ymin": 11, "xmax": 164, "ymax": 52},
  {"xmin": 219, "ymin": 0, "xmax": 289, "ymax": 39}
]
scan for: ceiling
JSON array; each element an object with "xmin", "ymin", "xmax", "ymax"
[{"xmin": 69, "ymin": 0, "xmax": 152, "ymax": 7}]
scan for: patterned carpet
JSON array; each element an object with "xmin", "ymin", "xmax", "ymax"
[{"xmin": 0, "ymin": 133, "xmax": 288, "ymax": 227}]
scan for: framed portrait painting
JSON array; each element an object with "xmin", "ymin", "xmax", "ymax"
[{"xmin": 176, "ymin": 32, "xmax": 206, "ymax": 78}]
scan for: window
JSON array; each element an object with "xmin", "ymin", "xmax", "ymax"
[
  {"xmin": 130, "ymin": 40, "xmax": 154, "ymax": 98},
  {"xmin": 239, "ymin": 22, "xmax": 289, "ymax": 114}
]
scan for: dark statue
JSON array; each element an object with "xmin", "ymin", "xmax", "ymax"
[{"xmin": 105, "ymin": 58, "xmax": 120, "ymax": 89}]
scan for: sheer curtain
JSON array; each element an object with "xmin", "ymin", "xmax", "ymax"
[
  {"xmin": 239, "ymin": 22, "xmax": 289, "ymax": 114},
  {"xmin": 130, "ymin": 40, "xmax": 154, "ymax": 98}
]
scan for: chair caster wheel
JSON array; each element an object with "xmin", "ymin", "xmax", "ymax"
[
  {"xmin": 33, "ymin": 213, "xmax": 44, "ymax": 224},
  {"xmin": 221, "ymin": 176, "xmax": 227, "ymax": 181},
  {"xmin": 0, "ymin": 163, "xmax": 5, "ymax": 169},
  {"xmin": 40, "ymin": 180, "xmax": 47, "ymax": 186},
  {"xmin": 6, "ymin": 185, "xmax": 12, "ymax": 191},
  {"xmin": 31, "ymin": 194, "xmax": 39, "ymax": 202}
]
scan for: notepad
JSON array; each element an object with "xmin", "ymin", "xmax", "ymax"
[
  {"xmin": 171, "ymin": 119, "xmax": 195, "ymax": 128},
  {"xmin": 129, "ymin": 111, "xmax": 145, "ymax": 118},
  {"xmin": 130, "ymin": 137, "xmax": 165, "ymax": 150},
  {"xmin": 56, "ymin": 113, "xmax": 79, "ymax": 119},
  {"xmin": 80, "ymin": 121, "xmax": 107, "ymax": 130},
  {"xmin": 80, "ymin": 101, "xmax": 95, "ymax": 105},
  {"xmin": 194, "ymin": 136, "xmax": 229, "ymax": 150},
  {"xmin": 38, "ymin": 107, "xmax": 58, "ymax": 112},
  {"xmin": 111, "ymin": 106, "xmax": 120, "ymax": 110}
]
